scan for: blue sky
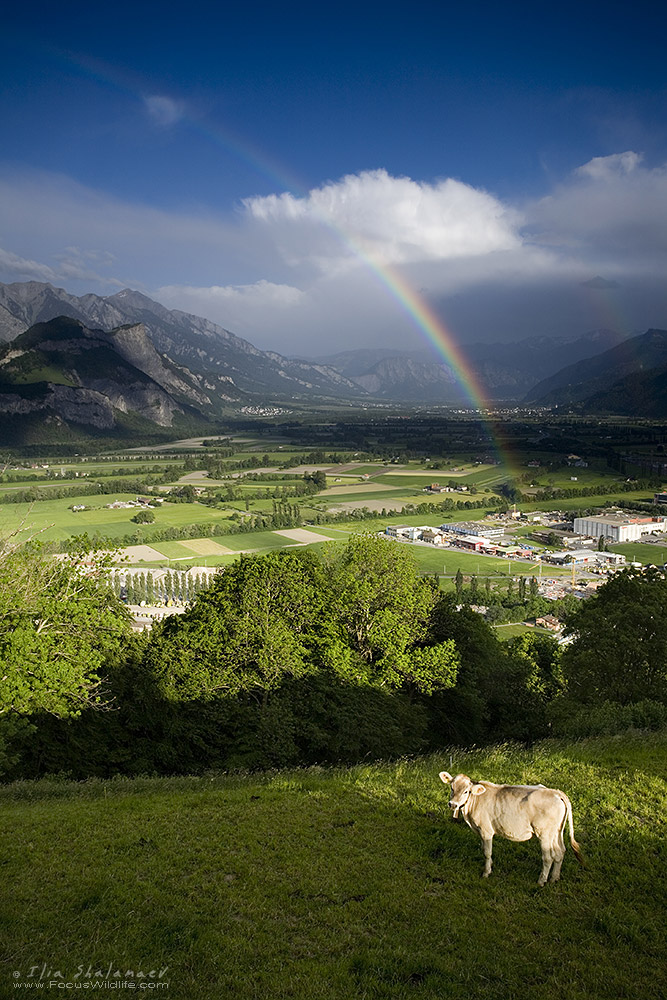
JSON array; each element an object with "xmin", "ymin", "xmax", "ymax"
[{"xmin": 1, "ymin": 1, "xmax": 666, "ymax": 355}]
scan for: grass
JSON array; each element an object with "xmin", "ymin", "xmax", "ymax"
[
  {"xmin": 609, "ymin": 542, "xmax": 667, "ymax": 566},
  {"xmin": 490, "ymin": 622, "xmax": 552, "ymax": 640},
  {"xmin": 528, "ymin": 490, "xmax": 657, "ymax": 511},
  {"xmin": 0, "ymin": 497, "xmax": 240, "ymax": 544},
  {"xmin": 0, "ymin": 734, "xmax": 665, "ymax": 999},
  {"xmin": 404, "ymin": 544, "xmax": 541, "ymax": 580}
]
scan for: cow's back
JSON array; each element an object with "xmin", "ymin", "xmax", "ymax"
[{"xmin": 478, "ymin": 783, "xmax": 567, "ymax": 842}]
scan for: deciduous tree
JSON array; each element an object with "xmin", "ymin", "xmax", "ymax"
[
  {"xmin": 562, "ymin": 568, "xmax": 667, "ymax": 704},
  {"xmin": 0, "ymin": 543, "xmax": 130, "ymax": 718}
]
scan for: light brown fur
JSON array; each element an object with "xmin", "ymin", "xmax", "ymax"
[{"xmin": 439, "ymin": 771, "xmax": 583, "ymax": 884}]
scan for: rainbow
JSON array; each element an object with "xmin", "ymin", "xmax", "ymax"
[
  {"xmin": 184, "ymin": 119, "xmax": 518, "ymax": 473},
  {"xmin": 53, "ymin": 51, "xmax": 519, "ymax": 479}
]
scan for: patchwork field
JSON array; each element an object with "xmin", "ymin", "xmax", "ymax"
[
  {"xmin": 382, "ymin": 465, "xmax": 492, "ymax": 478},
  {"xmin": 175, "ymin": 538, "xmax": 234, "ymax": 556},
  {"xmin": 122, "ymin": 544, "xmax": 165, "ymax": 562},
  {"xmin": 322, "ymin": 482, "xmax": 398, "ymax": 495},
  {"xmin": 273, "ymin": 528, "xmax": 336, "ymax": 544},
  {"xmin": 327, "ymin": 498, "xmax": 420, "ymax": 513}
]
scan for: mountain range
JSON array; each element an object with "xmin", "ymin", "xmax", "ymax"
[
  {"xmin": 0, "ymin": 280, "xmax": 663, "ymax": 441},
  {"xmin": 0, "ymin": 282, "xmax": 364, "ymax": 403},
  {"xmin": 524, "ymin": 328, "xmax": 667, "ymax": 409},
  {"xmin": 0, "ymin": 316, "xmax": 218, "ymax": 444},
  {"xmin": 313, "ymin": 329, "xmax": 632, "ymax": 401}
]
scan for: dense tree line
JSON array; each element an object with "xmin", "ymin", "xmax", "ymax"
[
  {"xmin": 0, "ymin": 478, "xmax": 167, "ymax": 505},
  {"xmin": 2, "ymin": 536, "xmax": 665, "ymax": 781},
  {"xmin": 111, "ymin": 569, "xmax": 211, "ymax": 605}
]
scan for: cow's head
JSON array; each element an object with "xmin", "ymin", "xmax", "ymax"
[{"xmin": 439, "ymin": 771, "xmax": 486, "ymax": 818}]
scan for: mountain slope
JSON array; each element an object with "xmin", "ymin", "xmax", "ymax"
[
  {"xmin": 524, "ymin": 329, "xmax": 667, "ymax": 405},
  {"xmin": 348, "ymin": 356, "xmax": 465, "ymax": 402},
  {"xmin": 0, "ymin": 282, "xmax": 364, "ymax": 401},
  {"xmin": 581, "ymin": 361, "xmax": 667, "ymax": 417},
  {"xmin": 0, "ymin": 317, "xmax": 213, "ymax": 442},
  {"xmin": 312, "ymin": 329, "xmax": 630, "ymax": 401}
]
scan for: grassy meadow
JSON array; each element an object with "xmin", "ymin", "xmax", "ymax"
[
  {"xmin": 1, "ymin": 734, "xmax": 665, "ymax": 999},
  {"xmin": 0, "ymin": 495, "xmax": 240, "ymax": 545}
]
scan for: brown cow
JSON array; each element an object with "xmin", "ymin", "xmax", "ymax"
[{"xmin": 439, "ymin": 771, "xmax": 583, "ymax": 884}]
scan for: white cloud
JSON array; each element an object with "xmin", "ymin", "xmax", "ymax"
[
  {"xmin": 575, "ymin": 150, "xmax": 643, "ymax": 181},
  {"xmin": 0, "ymin": 240, "xmax": 122, "ymax": 288},
  {"xmin": 157, "ymin": 280, "xmax": 304, "ymax": 336},
  {"xmin": 530, "ymin": 151, "xmax": 667, "ymax": 260},
  {"xmin": 0, "ymin": 156, "xmax": 665, "ymax": 354},
  {"xmin": 0, "ymin": 247, "xmax": 59, "ymax": 282},
  {"xmin": 143, "ymin": 94, "xmax": 187, "ymax": 128},
  {"xmin": 244, "ymin": 168, "xmax": 522, "ymax": 270},
  {"xmin": 0, "ymin": 168, "xmax": 252, "ymax": 292},
  {"xmin": 159, "ymin": 279, "xmax": 303, "ymax": 307}
]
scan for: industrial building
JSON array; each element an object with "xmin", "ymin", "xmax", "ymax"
[
  {"xmin": 439, "ymin": 521, "xmax": 505, "ymax": 539},
  {"xmin": 573, "ymin": 513, "xmax": 667, "ymax": 543}
]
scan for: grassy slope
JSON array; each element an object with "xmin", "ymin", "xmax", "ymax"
[{"xmin": 1, "ymin": 735, "xmax": 665, "ymax": 1000}]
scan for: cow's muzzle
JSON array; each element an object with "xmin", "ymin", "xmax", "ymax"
[{"xmin": 449, "ymin": 790, "xmax": 471, "ymax": 818}]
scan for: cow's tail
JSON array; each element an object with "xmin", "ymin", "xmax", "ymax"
[{"xmin": 560, "ymin": 793, "xmax": 584, "ymax": 867}]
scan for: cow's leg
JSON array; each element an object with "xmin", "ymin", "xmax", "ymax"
[
  {"xmin": 549, "ymin": 853, "xmax": 564, "ymax": 882},
  {"xmin": 549, "ymin": 829, "xmax": 566, "ymax": 882},
  {"xmin": 537, "ymin": 836, "xmax": 553, "ymax": 886},
  {"xmin": 481, "ymin": 835, "xmax": 493, "ymax": 878}
]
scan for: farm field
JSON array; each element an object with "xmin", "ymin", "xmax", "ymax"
[
  {"xmin": 609, "ymin": 541, "xmax": 667, "ymax": 566},
  {"xmin": 322, "ymin": 482, "xmax": 399, "ymax": 495},
  {"xmin": 528, "ymin": 489, "xmax": 658, "ymax": 511},
  {"xmin": 141, "ymin": 529, "xmax": 359, "ymax": 568},
  {"xmin": 400, "ymin": 542, "xmax": 549, "ymax": 582},
  {"xmin": 2, "ymin": 734, "xmax": 664, "ymax": 1000},
  {"xmin": 0, "ymin": 496, "xmax": 239, "ymax": 545},
  {"xmin": 3, "ymin": 429, "xmax": 664, "ymax": 572}
]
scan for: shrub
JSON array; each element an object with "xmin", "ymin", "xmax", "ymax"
[{"xmin": 551, "ymin": 699, "xmax": 667, "ymax": 738}]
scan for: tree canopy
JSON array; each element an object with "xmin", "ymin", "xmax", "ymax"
[
  {"xmin": 145, "ymin": 549, "xmax": 324, "ymax": 703},
  {"xmin": 562, "ymin": 567, "xmax": 667, "ymax": 704},
  {"xmin": 0, "ymin": 543, "xmax": 131, "ymax": 718}
]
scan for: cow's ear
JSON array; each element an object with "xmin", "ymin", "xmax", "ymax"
[
  {"xmin": 439, "ymin": 771, "xmax": 453, "ymax": 784},
  {"xmin": 471, "ymin": 784, "xmax": 486, "ymax": 796}
]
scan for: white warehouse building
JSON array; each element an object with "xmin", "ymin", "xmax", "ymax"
[{"xmin": 573, "ymin": 514, "xmax": 667, "ymax": 543}]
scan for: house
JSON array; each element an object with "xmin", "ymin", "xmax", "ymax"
[
  {"xmin": 441, "ymin": 522, "xmax": 505, "ymax": 539},
  {"xmin": 455, "ymin": 534, "xmax": 485, "ymax": 551},
  {"xmin": 385, "ymin": 525, "xmax": 421, "ymax": 541},
  {"xmin": 536, "ymin": 615, "xmax": 562, "ymax": 631},
  {"xmin": 421, "ymin": 528, "xmax": 446, "ymax": 545},
  {"xmin": 544, "ymin": 549, "xmax": 595, "ymax": 565},
  {"xmin": 593, "ymin": 551, "xmax": 626, "ymax": 566}
]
